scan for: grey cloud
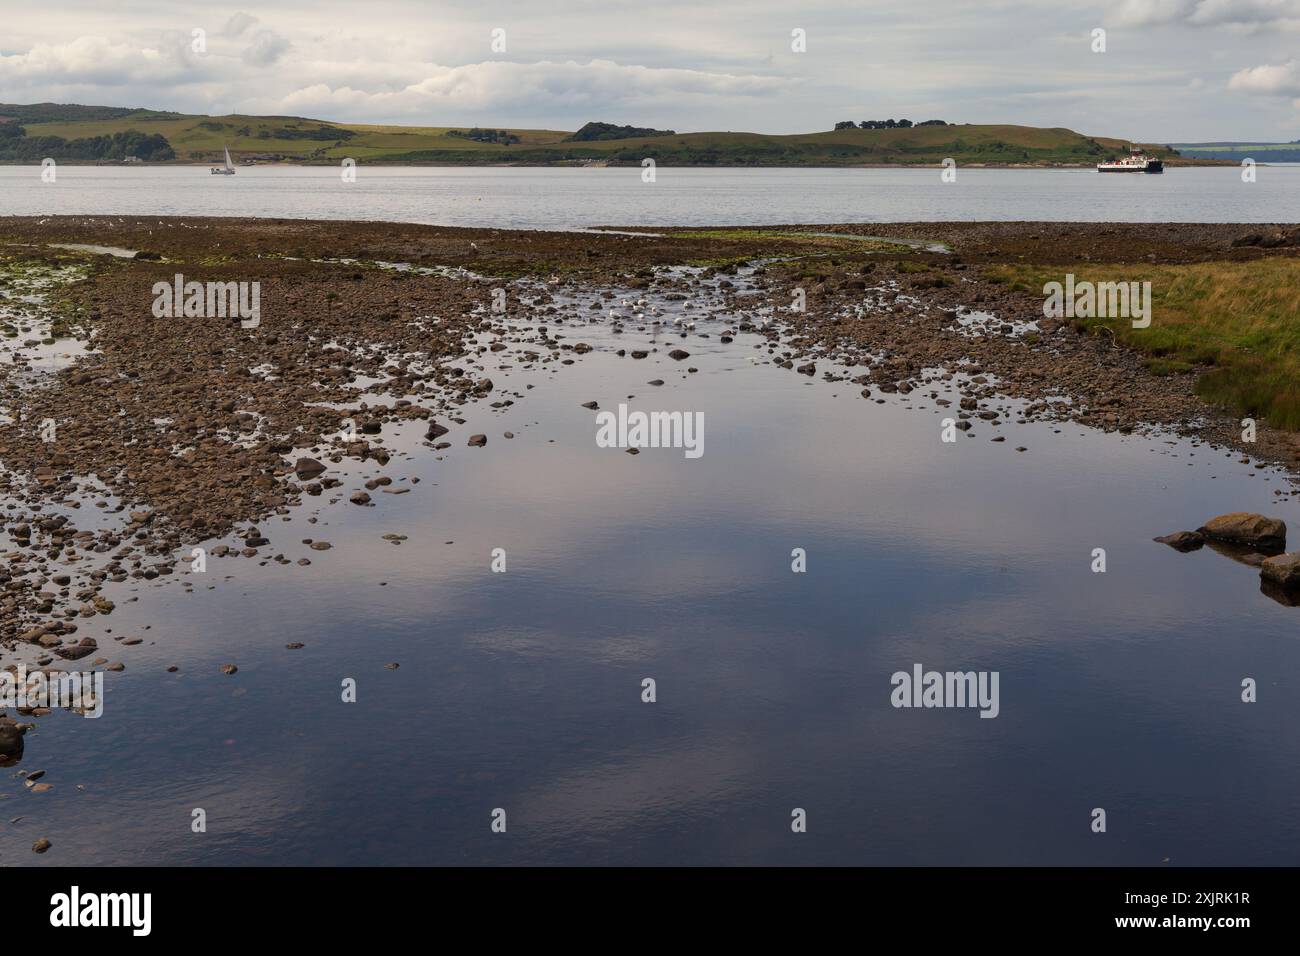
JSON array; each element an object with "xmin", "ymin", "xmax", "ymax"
[
  {"xmin": 242, "ymin": 29, "xmax": 291, "ymax": 67},
  {"xmin": 1, "ymin": 1, "xmax": 1298, "ymax": 138},
  {"xmin": 223, "ymin": 12, "xmax": 259, "ymax": 37},
  {"xmin": 1111, "ymin": 0, "xmax": 1300, "ymax": 29}
]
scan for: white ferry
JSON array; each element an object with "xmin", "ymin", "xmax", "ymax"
[{"xmin": 1097, "ymin": 146, "xmax": 1163, "ymax": 173}]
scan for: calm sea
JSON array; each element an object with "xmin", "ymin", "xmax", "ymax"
[{"xmin": 2, "ymin": 164, "xmax": 1298, "ymax": 229}]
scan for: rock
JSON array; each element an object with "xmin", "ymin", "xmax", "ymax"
[
  {"xmin": 349, "ymin": 492, "xmax": 371, "ymax": 505},
  {"xmin": 32, "ymin": 838, "xmax": 52, "ymax": 854},
  {"xmin": 581, "ymin": 401, "xmax": 599, "ymax": 410},
  {"xmin": 425, "ymin": 422, "xmax": 449, "ymax": 441},
  {"xmin": 0, "ymin": 718, "xmax": 25, "ymax": 759},
  {"xmin": 294, "ymin": 457, "xmax": 326, "ymax": 479},
  {"xmin": 220, "ymin": 664, "xmax": 238, "ymax": 675},
  {"xmin": 468, "ymin": 434, "xmax": 487, "ymax": 447},
  {"xmin": 1197, "ymin": 512, "xmax": 1286, "ymax": 551},
  {"xmin": 668, "ymin": 349, "xmax": 690, "ymax": 360},
  {"xmin": 1153, "ymin": 531, "xmax": 1205, "ymax": 552},
  {"xmin": 1260, "ymin": 552, "xmax": 1300, "ymax": 589},
  {"xmin": 1261, "ymin": 577, "xmax": 1300, "ymax": 606},
  {"xmin": 56, "ymin": 637, "xmax": 97, "ymax": 661}
]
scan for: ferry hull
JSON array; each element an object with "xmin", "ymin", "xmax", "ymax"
[{"xmin": 1097, "ymin": 159, "xmax": 1164, "ymax": 173}]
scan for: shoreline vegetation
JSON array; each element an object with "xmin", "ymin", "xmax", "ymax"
[{"xmin": 0, "ymin": 102, "xmax": 1224, "ymax": 167}]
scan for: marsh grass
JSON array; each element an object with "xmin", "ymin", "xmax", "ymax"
[{"xmin": 994, "ymin": 259, "xmax": 1300, "ymax": 428}]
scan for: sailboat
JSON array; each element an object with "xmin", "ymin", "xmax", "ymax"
[{"xmin": 210, "ymin": 145, "xmax": 236, "ymax": 175}]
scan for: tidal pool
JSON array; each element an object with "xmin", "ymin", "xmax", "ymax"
[{"xmin": 5, "ymin": 273, "xmax": 1300, "ymax": 867}]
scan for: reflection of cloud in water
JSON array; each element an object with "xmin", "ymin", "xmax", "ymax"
[
  {"xmin": 517, "ymin": 741, "xmax": 754, "ymax": 838},
  {"xmin": 12, "ymin": 306, "xmax": 1300, "ymax": 865}
]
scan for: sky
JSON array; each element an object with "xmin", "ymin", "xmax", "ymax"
[{"xmin": 2, "ymin": 0, "xmax": 1299, "ymax": 141}]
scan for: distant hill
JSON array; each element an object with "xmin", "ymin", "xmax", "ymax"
[
  {"xmin": 1171, "ymin": 141, "xmax": 1300, "ymax": 163},
  {"xmin": 0, "ymin": 102, "xmax": 184, "ymax": 124},
  {"xmin": 0, "ymin": 102, "xmax": 1189, "ymax": 166}
]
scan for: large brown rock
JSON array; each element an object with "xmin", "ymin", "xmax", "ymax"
[
  {"xmin": 1260, "ymin": 553, "xmax": 1300, "ymax": 589},
  {"xmin": 56, "ymin": 637, "xmax": 98, "ymax": 661},
  {"xmin": 294, "ymin": 457, "xmax": 326, "ymax": 479},
  {"xmin": 1197, "ymin": 513, "xmax": 1286, "ymax": 551}
]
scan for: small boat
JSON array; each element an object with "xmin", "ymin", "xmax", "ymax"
[
  {"xmin": 1098, "ymin": 146, "xmax": 1163, "ymax": 173},
  {"xmin": 210, "ymin": 145, "xmax": 236, "ymax": 175}
]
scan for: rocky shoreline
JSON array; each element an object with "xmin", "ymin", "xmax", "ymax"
[
  {"xmin": 2, "ymin": 216, "xmax": 1298, "ymax": 839},
  {"xmin": 3, "ymin": 216, "xmax": 1298, "ymax": 649}
]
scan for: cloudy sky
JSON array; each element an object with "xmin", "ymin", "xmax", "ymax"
[{"xmin": 2, "ymin": 0, "xmax": 1299, "ymax": 140}]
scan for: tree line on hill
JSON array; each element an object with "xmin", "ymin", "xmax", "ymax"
[
  {"xmin": 0, "ymin": 121, "xmax": 175, "ymax": 161},
  {"xmin": 448, "ymin": 128, "xmax": 521, "ymax": 145},
  {"xmin": 834, "ymin": 119, "xmax": 947, "ymax": 130}
]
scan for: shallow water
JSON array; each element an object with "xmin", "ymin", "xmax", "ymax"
[
  {"xmin": 2, "ymin": 165, "xmax": 1298, "ymax": 229},
  {"xmin": 5, "ymin": 271, "xmax": 1300, "ymax": 866}
]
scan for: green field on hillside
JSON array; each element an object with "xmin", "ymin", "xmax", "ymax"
[{"xmin": 1171, "ymin": 141, "xmax": 1300, "ymax": 163}]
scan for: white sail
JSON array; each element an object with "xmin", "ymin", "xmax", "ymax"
[{"xmin": 224, "ymin": 146, "xmax": 234, "ymax": 171}]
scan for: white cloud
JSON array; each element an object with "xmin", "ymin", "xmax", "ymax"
[
  {"xmin": 249, "ymin": 59, "xmax": 786, "ymax": 121},
  {"xmin": 1229, "ymin": 59, "xmax": 1300, "ymax": 96},
  {"xmin": 0, "ymin": 36, "xmax": 200, "ymax": 87}
]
